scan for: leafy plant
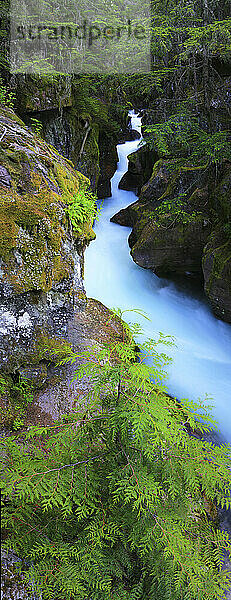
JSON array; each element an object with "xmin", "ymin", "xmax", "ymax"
[
  {"xmin": 153, "ymin": 193, "xmax": 204, "ymax": 229},
  {"xmin": 1, "ymin": 312, "xmax": 231, "ymax": 599},
  {"xmin": 66, "ymin": 185, "xmax": 100, "ymax": 234},
  {"xmin": 0, "ymin": 375, "xmax": 33, "ymax": 431},
  {"xmin": 0, "ymin": 77, "xmax": 15, "ymax": 109},
  {"xmin": 144, "ymin": 108, "xmax": 231, "ymax": 166},
  {"xmin": 30, "ymin": 117, "xmax": 43, "ymax": 136}
]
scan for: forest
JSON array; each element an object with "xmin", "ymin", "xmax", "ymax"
[{"xmin": 0, "ymin": 0, "xmax": 231, "ymax": 599}]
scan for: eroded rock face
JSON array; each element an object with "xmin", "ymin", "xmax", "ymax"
[
  {"xmin": 118, "ymin": 145, "xmax": 156, "ymax": 194},
  {"xmin": 203, "ymin": 232, "xmax": 231, "ymax": 322},
  {"xmin": 131, "ymin": 218, "xmax": 211, "ymax": 277},
  {"xmin": 1, "ymin": 550, "xmax": 31, "ymax": 600},
  {"xmin": 97, "ymin": 135, "xmax": 118, "ymax": 199},
  {"xmin": 113, "ymin": 159, "xmax": 213, "ymax": 275},
  {"xmin": 0, "ymin": 105, "xmax": 92, "ymax": 371}
]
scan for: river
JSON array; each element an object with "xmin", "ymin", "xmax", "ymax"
[{"xmin": 84, "ymin": 111, "xmax": 231, "ymax": 443}]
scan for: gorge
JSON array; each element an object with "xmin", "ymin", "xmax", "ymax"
[
  {"xmin": 1, "ymin": 24, "xmax": 231, "ymax": 595},
  {"xmin": 85, "ymin": 111, "xmax": 231, "ymax": 443}
]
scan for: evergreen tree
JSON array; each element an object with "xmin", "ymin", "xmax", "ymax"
[{"xmin": 1, "ymin": 311, "xmax": 231, "ymax": 599}]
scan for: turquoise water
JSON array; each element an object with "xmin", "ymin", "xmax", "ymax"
[{"xmin": 84, "ymin": 112, "xmax": 231, "ymax": 442}]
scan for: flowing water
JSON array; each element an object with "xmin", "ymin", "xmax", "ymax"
[{"xmin": 84, "ymin": 111, "xmax": 231, "ymax": 443}]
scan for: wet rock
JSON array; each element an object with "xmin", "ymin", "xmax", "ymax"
[
  {"xmin": 22, "ymin": 107, "xmax": 100, "ymax": 192},
  {"xmin": 131, "ymin": 217, "xmax": 211, "ymax": 277},
  {"xmin": 127, "ymin": 129, "xmax": 141, "ymax": 141},
  {"xmin": 118, "ymin": 145, "xmax": 156, "ymax": 194},
  {"xmin": 97, "ymin": 137, "xmax": 118, "ymax": 199},
  {"xmin": 116, "ymin": 152, "xmax": 231, "ymax": 321},
  {"xmin": 203, "ymin": 231, "xmax": 231, "ymax": 322},
  {"xmin": 12, "ymin": 74, "xmax": 73, "ymax": 113},
  {"xmin": 18, "ymin": 363, "xmax": 48, "ymax": 388},
  {"xmin": 1, "ymin": 550, "xmax": 30, "ymax": 600},
  {"xmin": 111, "ymin": 201, "xmax": 140, "ymax": 227}
]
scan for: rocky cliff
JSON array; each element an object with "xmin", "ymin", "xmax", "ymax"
[
  {"xmin": 9, "ymin": 74, "xmax": 128, "ymax": 195},
  {"xmin": 0, "ymin": 104, "xmax": 90, "ymax": 373},
  {"xmin": 0, "ymin": 104, "xmax": 124, "ymax": 430}
]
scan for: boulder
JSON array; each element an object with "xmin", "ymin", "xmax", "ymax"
[
  {"xmin": 131, "ymin": 216, "xmax": 211, "ymax": 277},
  {"xmin": 118, "ymin": 144, "xmax": 156, "ymax": 194}
]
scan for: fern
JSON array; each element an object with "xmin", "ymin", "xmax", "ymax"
[
  {"xmin": 1, "ymin": 310, "xmax": 231, "ymax": 599},
  {"xmin": 65, "ymin": 184, "xmax": 101, "ymax": 235}
]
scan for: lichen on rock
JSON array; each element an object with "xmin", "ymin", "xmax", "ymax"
[{"xmin": 0, "ymin": 104, "xmax": 94, "ymax": 372}]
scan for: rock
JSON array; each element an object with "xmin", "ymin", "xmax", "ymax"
[
  {"xmin": 127, "ymin": 129, "xmax": 141, "ymax": 141},
  {"xmin": 1, "ymin": 550, "xmax": 30, "ymax": 600},
  {"xmin": 0, "ymin": 105, "xmax": 93, "ymax": 371},
  {"xmin": 118, "ymin": 170, "xmax": 140, "ymax": 192},
  {"xmin": 21, "ymin": 107, "xmax": 100, "ymax": 192},
  {"xmin": 131, "ymin": 217, "xmax": 211, "ymax": 277},
  {"xmin": 18, "ymin": 364, "xmax": 48, "ymax": 388},
  {"xmin": 29, "ymin": 298, "xmax": 127, "ymax": 423},
  {"xmin": 110, "ymin": 201, "xmax": 140, "ymax": 227},
  {"xmin": 97, "ymin": 136, "xmax": 118, "ymax": 199},
  {"xmin": 11, "ymin": 74, "xmax": 73, "ymax": 113},
  {"xmin": 118, "ymin": 145, "xmax": 156, "ymax": 194},
  {"xmin": 138, "ymin": 159, "xmax": 169, "ymax": 204},
  {"xmin": 203, "ymin": 231, "xmax": 231, "ymax": 322},
  {"xmin": 115, "ymin": 151, "xmax": 231, "ymax": 321},
  {"xmin": 114, "ymin": 157, "xmax": 215, "ymax": 276}
]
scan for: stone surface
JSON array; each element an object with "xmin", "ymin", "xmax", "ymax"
[
  {"xmin": 0, "ymin": 105, "xmax": 93, "ymax": 372},
  {"xmin": 203, "ymin": 231, "xmax": 231, "ymax": 322},
  {"xmin": 1, "ymin": 550, "xmax": 31, "ymax": 600},
  {"xmin": 110, "ymin": 201, "xmax": 139, "ymax": 227},
  {"xmin": 113, "ymin": 159, "xmax": 213, "ymax": 275},
  {"xmin": 131, "ymin": 218, "xmax": 211, "ymax": 277},
  {"xmin": 118, "ymin": 144, "xmax": 156, "ymax": 194},
  {"xmin": 97, "ymin": 135, "xmax": 118, "ymax": 199}
]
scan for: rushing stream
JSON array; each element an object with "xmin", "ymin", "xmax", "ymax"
[{"xmin": 84, "ymin": 111, "xmax": 231, "ymax": 443}]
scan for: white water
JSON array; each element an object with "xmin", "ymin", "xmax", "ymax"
[{"xmin": 84, "ymin": 112, "xmax": 231, "ymax": 442}]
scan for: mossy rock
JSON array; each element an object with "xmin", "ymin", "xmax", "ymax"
[
  {"xmin": 131, "ymin": 214, "xmax": 211, "ymax": 277},
  {"xmin": 0, "ymin": 105, "xmax": 94, "ymax": 294}
]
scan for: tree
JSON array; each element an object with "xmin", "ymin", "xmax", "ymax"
[
  {"xmin": 1, "ymin": 310, "xmax": 231, "ymax": 600},
  {"xmin": 144, "ymin": 105, "xmax": 231, "ymax": 165}
]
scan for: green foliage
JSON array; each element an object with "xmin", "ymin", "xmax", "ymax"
[
  {"xmin": 144, "ymin": 108, "xmax": 231, "ymax": 165},
  {"xmin": 0, "ymin": 375, "xmax": 33, "ymax": 430},
  {"xmin": 66, "ymin": 184, "xmax": 100, "ymax": 234},
  {"xmin": 0, "ymin": 77, "xmax": 15, "ymax": 109},
  {"xmin": 153, "ymin": 193, "xmax": 204, "ymax": 228},
  {"xmin": 1, "ymin": 312, "xmax": 231, "ymax": 599},
  {"xmin": 29, "ymin": 117, "xmax": 43, "ymax": 136},
  {"xmin": 182, "ymin": 17, "xmax": 231, "ymax": 62}
]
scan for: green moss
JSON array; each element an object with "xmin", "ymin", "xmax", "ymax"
[
  {"xmin": 0, "ymin": 217, "xmax": 18, "ymax": 261},
  {"xmin": 0, "ymin": 372, "xmax": 33, "ymax": 431},
  {"xmin": 0, "ymin": 177, "xmax": 74, "ymax": 292},
  {"xmin": 0, "ymin": 104, "xmax": 96, "ymax": 293},
  {"xmin": 29, "ymin": 331, "xmax": 73, "ymax": 363},
  {"xmin": 54, "ymin": 162, "xmax": 89, "ymax": 197}
]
